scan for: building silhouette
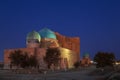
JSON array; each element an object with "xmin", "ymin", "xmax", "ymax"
[{"xmin": 4, "ymin": 28, "xmax": 80, "ymax": 69}]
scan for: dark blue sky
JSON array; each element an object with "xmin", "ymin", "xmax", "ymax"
[{"xmin": 0, "ymin": 0, "xmax": 120, "ymax": 61}]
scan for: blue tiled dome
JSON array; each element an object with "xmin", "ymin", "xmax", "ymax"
[
  {"xmin": 27, "ymin": 30, "xmax": 41, "ymax": 42},
  {"xmin": 39, "ymin": 28, "xmax": 56, "ymax": 39},
  {"xmin": 83, "ymin": 53, "xmax": 89, "ymax": 58}
]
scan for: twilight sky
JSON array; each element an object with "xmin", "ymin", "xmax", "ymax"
[{"xmin": 0, "ymin": 0, "xmax": 120, "ymax": 61}]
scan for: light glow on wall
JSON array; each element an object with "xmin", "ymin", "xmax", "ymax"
[{"xmin": 60, "ymin": 48, "xmax": 75, "ymax": 68}]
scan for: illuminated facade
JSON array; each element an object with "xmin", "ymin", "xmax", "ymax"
[{"xmin": 4, "ymin": 28, "xmax": 80, "ymax": 69}]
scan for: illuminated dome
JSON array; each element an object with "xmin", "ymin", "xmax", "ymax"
[
  {"xmin": 27, "ymin": 30, "xmax": 41, "ymax": 42},
  {"xmin": 39, "ymin": 28, "xmax": 56, "ymax": 39}
]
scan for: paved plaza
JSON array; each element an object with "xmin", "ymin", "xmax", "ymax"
[{"xmin": 0, "ymin": 66, "xmax": 101, "ymax": 80}]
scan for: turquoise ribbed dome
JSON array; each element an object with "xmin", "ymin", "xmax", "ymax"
[
  {"xmin": 39, "ymin": 28, "xmax": 56, "ymax": 39},
  {"xmin": 27, "ymin": 30, "xmax": 41, "ymax": 42},
  {"xmin": 83, "ymin": 53, "xmax": 89, "ymax": 57}
]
